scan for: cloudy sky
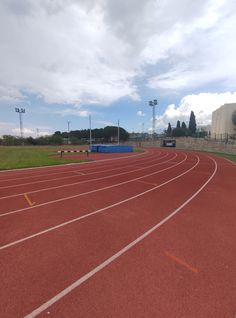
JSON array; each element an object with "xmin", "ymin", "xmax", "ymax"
[{"xmin": 0, "ymin": 0, "xmax": 236, "ymax": 136}]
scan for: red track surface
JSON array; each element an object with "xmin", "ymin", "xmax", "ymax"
[{"xmin": 0, "ymin": 148, "xmax": 235, "ymax": 318}]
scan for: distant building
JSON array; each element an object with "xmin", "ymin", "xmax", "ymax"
[{"xmin": 211, "ymin": 103, "xmax": 236, "ymax": 140}]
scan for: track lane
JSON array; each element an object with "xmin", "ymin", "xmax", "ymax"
[
  {"xmin": 0, "ymin": 150, "xmax": 151, "ymax": 185},
  {"xmin": 0, "ymin": 152, "xmax": 193, "ymax": 245},
  {"xmin": 0, "ymin": 152, "xmax": 217, "ymax": 317},
  {"xmin": 0, "ymin": 153, "xmax": 180, "ymax": 214},
  {"xmin": 0, "ymin": 151, "xmax": 170, "ymax": 197},
  {"xmin": 36, "ymin": 155, "xmax": 235, "ymax": 318}
]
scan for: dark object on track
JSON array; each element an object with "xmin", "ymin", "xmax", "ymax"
[{"xmin": 161, "ymin": 139, "xmax": 176, "ymax": 147}]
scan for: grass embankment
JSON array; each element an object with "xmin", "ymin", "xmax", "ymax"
[
  {"xmin": 0, "ymin": 146, "xmax": 89, "ymax": 170},
  {"xmin": 213, "ymin": 152, "xmax": 236, "ymax": 164}
]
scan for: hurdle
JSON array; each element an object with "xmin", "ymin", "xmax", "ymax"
[{"xmin": 58, "ymin": 150, "xmax": 91, "ymax": 158}]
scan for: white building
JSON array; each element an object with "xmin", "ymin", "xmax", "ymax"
[{"xmin": 211, "ymin": 103, "xmax": 236, "ymax": 140}]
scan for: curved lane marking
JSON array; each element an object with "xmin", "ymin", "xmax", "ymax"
[
  {"xmin": 0, "ymin": 151, "xmax": 165, "ymax": 190},
  {"xmin": 0, "ymin": 149, "xmax": 149, "ymax": 175},
  {"xmin": 0, "ymin": 152, "xmax": 174, "ymax": 199},
  {"xmin": 23, "ymin": 156, "xmax": 217, "ymax": 318},
  {"xmin": 0, "ymin": 153, "xmax": 197, "ymax": 249},
  {"xmin": 0, "ymin": 153, "xmax": 186, "ymax": 217}
]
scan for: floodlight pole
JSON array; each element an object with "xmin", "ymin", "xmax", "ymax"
[
  {"xmin": 149, "ymin": 99, "xmax": 158, "ymax": 141},
  {"xmin": 67, "ymin": 121, "xmax": 70, "ymax": 144},
  {"xmin": 89, "ymin": 115, "xmax": 92, "ymax": 147},
  {"xmin": 15, "ymin": 107, "xmax": 25, "ymax": 139}
]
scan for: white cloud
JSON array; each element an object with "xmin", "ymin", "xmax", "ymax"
[
  {"xmin": 12, "ymin": 127, "xmax": 35, "ymax": 135},
  {"xmin": 56, "ymin": 108, "xmax": 90, "ymax": 118},
  {"xmin": 156, "ymin": 92, "xmax": 236, "ymax": 130},
  {"xmin": 0, "ymin": 121, "xmax": 52, "ymax": 137},
  {"xmin": 0, "ymin": 122, "xmax": 15, "ymax": 136},
  {"xmin": 0, "ymin": 0, "xmax": 139, "ymax": 106},
  {"xmin": 137, "ymin": 110, "xmax": 145, "ymax": 117},
  {"xmin": 0, "ymin": 86, "xmax": 26, "ymax": 104},
  {"xmin": 93, "ymin": 120, "xmax": 114, "ymax": 127},
  {"xmin": 147, "ymin": 0, "xmax": 236, "ymax": 92},
  {"xmin": 0, "ymin": 0, "xmax": 236, "ymax": 112}
]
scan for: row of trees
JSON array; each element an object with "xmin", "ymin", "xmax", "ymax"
[
  {"xmin": 0, "ymin": 126, "xmax": 129, "ymax": 146},
  {"xmin": 54, "ymin": 126, "xmax": 129, "ymax": 143},
  {"xmin": 164, "ymin": 111, "xmax": 204, "ymax": 137}
]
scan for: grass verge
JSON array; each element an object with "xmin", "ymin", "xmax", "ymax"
[
  {"xmin": 212, "ymin": 152, "xmax": 236, "ymax": 164},
  {"xmin": 0, "ymin": 146, "xmax": 89, "ymax": 170}
]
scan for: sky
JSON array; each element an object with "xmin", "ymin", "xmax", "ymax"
[{"xmin": 0, "ymin": 0, "xmax": 236, "ymax": 137}]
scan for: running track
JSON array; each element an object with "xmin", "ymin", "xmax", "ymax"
[{"xmin": 0, "ymin": 148, "xmax": 235, "ymax": 318}]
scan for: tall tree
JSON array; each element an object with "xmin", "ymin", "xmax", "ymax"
[
  {"xmin": 232, "ymin": 110, "xmax": 236, "ymax": 126},
  {"xmin": 166, "ymin": 123, "xmax": 172, "ymax": 136},
  {"xmin": 188, "ymin": 111, "xmax": 197, "ymax": 135},
  {"xmin": 176, "ymin": 120, "xmax": 181, "ymax": 128},
  {"xmin": 181, "ymin": 122, "xmax": 187, "ymax": 129}
]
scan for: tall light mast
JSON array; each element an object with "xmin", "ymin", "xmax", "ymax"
[
  {"xmin": 149, "ymin": 99, "xmax": 158, "ymax": 141},
  {"xmin": 15, "ymin": 107, "xmax": 25, "ymax": 139}
]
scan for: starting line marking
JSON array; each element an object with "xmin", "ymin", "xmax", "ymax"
[{"xmin": 24, "ymin": 156, "xmax": 217, "ymax": 318}]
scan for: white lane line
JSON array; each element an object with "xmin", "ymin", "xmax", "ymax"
[
  {"xmin": 0, "ymin": 154, "xmax": 196, "ymax": 249},
  {"xmin": 0, "ymin": 153, "xmax": 185, "ymax": 218},
  {"xmin": 0, "ymin": 150, "xmax": 148, "ymax": 176},
  {"xmin": 0, "ymin": 153, "xmax": 175, "ymax": 200},
  {"xmin": 24, "ymin": 156, "xmax": 217, "ymax": 318},
  {"xmin": 0, "ymin": 153, "xmax": 154, "ymax": 183},
  {"xmin": 0, "ymin": 169, "xmax": 84, "ymax": 183},
  {"xmin": 0, "ymin": 151, "xmax": 161, "ymax": 190},
  {"xmin": 73, "ymin": 171, "xmax": 85, "ymax": 175}
]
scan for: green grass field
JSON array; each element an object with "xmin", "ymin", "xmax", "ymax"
[{"xmin": 0, "ymin": 146, "xmax": 89, "ymax": 170}]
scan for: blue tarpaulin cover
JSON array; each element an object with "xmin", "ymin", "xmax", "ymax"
[{"xmin": 91, "ymin": 144, "xmax": 133, "ymax": 153}]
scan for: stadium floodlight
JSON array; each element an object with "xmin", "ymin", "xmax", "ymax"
[
  {"xmin": 67, "ymin": 121, "xmax": 71, "ymax": 144},
  {"xmin": 89, "ymin": 115, "xmax": 92, "ymax": 147},
  {"xmin": 15, "ymin": 107, "xmax": 26, "ymax": 139},
  {"xmin": 149, "ymin": 99, "xmax": 158, "ymax": 141}
]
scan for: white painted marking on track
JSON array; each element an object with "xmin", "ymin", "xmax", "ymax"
[
  {"xmin": 73, "ymin": 171, "xmax": 85, "ymax": 175},
  {"xmin": 0, "ymin": 151, "xmax": 159, "ymax": 190},
  {"xmin": 0, "ymin": 154, "xmax": 177, "ymax": 200},
  {"xmin": 0, "ymin": 153, "xmax": 185, "ymax": 218},
  {"xmin": 0, "ymin": 150, "xmax": 148, "ymax": 174},
  {"xmin": 0, "ymin": 152, "xmax": 173, "ymax": 199},
  {"xmin": 0, "ymin": 151, "xmax": 153, "ymax": 183},
  {"xmin": 0, "ymin": 154, "xmax": 197, "ymax": 249},
  {"xmin": 24, "ymin": 156, "xmax": 217, "ymax": 318}
]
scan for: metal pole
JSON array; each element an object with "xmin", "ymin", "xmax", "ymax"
[
  {"xmin": 152, "ymin": 106, "xmax": 155, "ymax": 140},
  {"xmin": 67, "ymin": 121, "xmax": 70, "ymax": 144},
  {"xmin": 149, "ymin": 99, "xmax": 157, "ymax": 142},
  {"xmin": 89, "ymin": 115, "xmax": 92, "ymax": 148},
  {"xmin": 117, "ymin": 119, "xmax": 120, "ymax": 144},
  {"xmin": 19, "ymin": 112, "xmax": 23, "ymax": 138},
  {"xmin": 15, "ymin": 107, "xmax": 25, "ymax": 142}
]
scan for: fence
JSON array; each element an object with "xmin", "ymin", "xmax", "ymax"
[{"xmin": 130, "ymin": 137, "xmax": 236, "ymax": 154}]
